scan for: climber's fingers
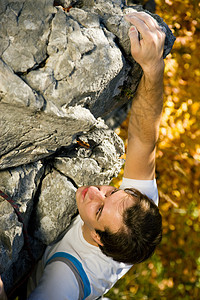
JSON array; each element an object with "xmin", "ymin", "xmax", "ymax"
[
  {"xmin": 124, "ymin": 11, "xmax": 165, "ymax": 74},
  {"xmin": 125, "ymin": 11, "xmax": 161, "ymax": 32},
  {"xmin": 128, "ymin": 24, "xmax": 141, "ymax": 56}
]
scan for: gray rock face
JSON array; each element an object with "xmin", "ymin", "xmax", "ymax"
[
  {"xmin": 0, "ymin": 162, "xmax": 44, "ymax": 275},
  {"xmin": 0, "ymin": 59, "xmax": 44, "ymax": 109},
  {"xmin": 23, "ymin": 6, "xmax": 128, "ymax": 118},
  {"xmin": 0, "ymin": 0, "xmax": 55, "ymax": 73},
  {"xmin": 0, "ymin": 104, "xmax": 96, "ymax": 169},
  {"xmin": 54, "ymin": 119, "xmax": 124, "ymax": 185},
  {"xmin": 0, "ymin": 0, "xmax": 175, "ymax": 293},
  {"xmin": 0, "ymin": 201, "xmax": 23, "ymax": 274},
  {"xmin": 34, "ymin": 169, "xmax": 77, "ymax": 244}
]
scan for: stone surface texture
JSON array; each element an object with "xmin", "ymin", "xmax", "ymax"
[{"xmin": 0, "ymin": 0, "xmax": 175, "ymax": 292}]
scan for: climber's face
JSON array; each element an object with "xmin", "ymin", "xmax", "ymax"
[{"xmin": 76, "ymin": 185, "xmax": 133, "ymax": 246}]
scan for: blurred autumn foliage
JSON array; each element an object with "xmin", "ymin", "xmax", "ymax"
[{"xmin": 107, "ymin": 0, "xmax": 200, "ymax": 299}]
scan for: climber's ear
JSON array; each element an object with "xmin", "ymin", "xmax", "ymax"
[{"xmin": 90, "ymin": 230, "xmax": 103, "ymax": 247}]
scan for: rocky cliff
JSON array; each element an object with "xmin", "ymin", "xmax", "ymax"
[{"xmin": 0, "ymin": 0, "xmax": 175, "ymax": 294}]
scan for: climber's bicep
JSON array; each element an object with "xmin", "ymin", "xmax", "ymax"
[{"xmin": 28, "ymin": 262, "xmax": 79, "ymax": 300}]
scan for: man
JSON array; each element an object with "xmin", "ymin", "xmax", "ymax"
[{"xmin": 0, "ymin": 11, "xmax": 165, "ymax": 300}]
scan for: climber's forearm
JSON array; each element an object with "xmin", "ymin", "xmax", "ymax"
[
  {"xmin": 128, "ymin": 65, "xmax": 164, "ymax": 146},
  {"xmin": 124, "ymin": 67, "xmax": 164, "ymax": 180}
]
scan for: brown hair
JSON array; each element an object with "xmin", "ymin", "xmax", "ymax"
[{"xmin": 95, "ymin": 188, "xmax": 162, "ymax": 264}]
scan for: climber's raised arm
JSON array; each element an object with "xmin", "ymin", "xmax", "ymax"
[{"xmin": 124, "ymin": 12, "xmax": 165, "ymax": 180}]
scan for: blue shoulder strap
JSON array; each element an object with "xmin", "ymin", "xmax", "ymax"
[{"xmin": 45, "ymin": 252, "xmax": 91, "ymax": 300}]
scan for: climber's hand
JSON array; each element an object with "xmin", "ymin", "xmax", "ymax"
[
  {"xmin": 125, "ymin": 11, "xmax": 165, "ymax": 76},
  {"xmin": 0, "ymin": 276, "xmax": 7, "ymax": 300}
]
